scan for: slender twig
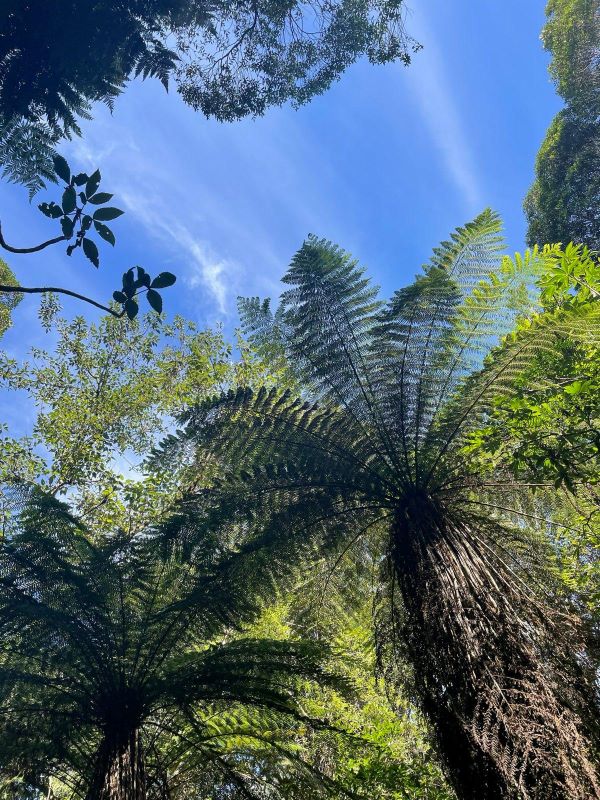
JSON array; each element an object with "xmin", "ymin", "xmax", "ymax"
[
  {"xmin": 0, "ymin": 284, "xmax": 123, "ymax": 318},
  {"xmin": 0, "ymin": 222, "xmax": 67, "ymax": 254}
]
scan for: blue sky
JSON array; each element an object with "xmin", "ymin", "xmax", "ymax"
[{"xmin": 0, "ymin": 0, "xmax": 561, "ymax": 354}]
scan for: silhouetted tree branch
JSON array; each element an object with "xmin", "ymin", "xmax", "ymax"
[
  {"xmin": 0, "ymin": 284, "xmax": 123, "ymax": 317},
  {"xmin": 0, "ymin": 222, "xmax": 67, "ymax": 253}
]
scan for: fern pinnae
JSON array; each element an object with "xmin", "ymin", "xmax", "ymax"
[
  {"xmin": 282, "ymin": 238, "xmax": 403, "ymax": 473},
  {"xmin": 388, "ymin": 290, "xmax": 424, "ymax": 482},
  {"xmin": 413, "ymin": 222, "xmax": 508, "ymax": 464},
  {"xmin": 423, "ymin": 334, "xmax": 542, "ymax": 486},
  {"xmin": 315, "ymin": 511, "xmax": 394, "ymax": 613}
]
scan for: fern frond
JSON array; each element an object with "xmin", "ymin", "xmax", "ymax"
[
  {"xmin": 0, "ymin": 115, "xmax": 59, "ymax": 195},
  {"xmin": 425, "ymin": 301, "xmax": 600, "ymax": 481},
  {"xmin": 280, "ymin": 235, "xmax": 401, "ymax": 467},
  {"xmin": 0, "ymin": 483, "xmax": 356, "ymax": 797}
]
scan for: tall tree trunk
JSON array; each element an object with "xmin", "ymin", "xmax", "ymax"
[
  {"xmin": 87, "ymin": 729, "xmax": 147, "ymax": 800},
  {"xmin": 391, "ymin": 492, "xmax": 599, "ymax": 800}
]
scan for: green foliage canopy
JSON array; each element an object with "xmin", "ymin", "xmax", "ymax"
[
  {"xmin": 0, "ymin": 311, "xmax": 286, "ymax": 529},
  {"xmin": 0, "ymin": 486, "xmax": 352, "ymax": 799},
  {"xmin": 464, "ymin": 242, "xmax": 600, "ymax": 490},
  {"xmin": 464, "ymin": 243, "xmax": 600, "ymax": 630},
  {"xmin": 525, "ymin": 111, "xmax": 600, "ymax": 251},
  {"xmin": 0, "ymin": 1, "xmax": 418, "ymax": 193},
  {"xmin": 543, "ymin": 0, "xmax": 600, "ymax": 116},
  {"xmin": 0, "ymin": 309, "xmax": 454, "ymax": 799},
  {"xmin": 524, "ymin": 0, "xmax": 600, "ymax": 249}
]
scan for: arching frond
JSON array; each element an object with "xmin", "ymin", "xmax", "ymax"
[
  {"xmin": 425, "ymin": 300, "xmax": 600, "ymax": 481},
  {"xmin": 279, "ymin": 236, "xmax": 399, "ymax": 464},
  {"xmin": 0, "ymin": 483, "xmax": 356, "ymax": 798}
]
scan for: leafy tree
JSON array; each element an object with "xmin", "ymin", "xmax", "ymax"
[
  {"xmin": 0, "ymin": 113, "xmax": 62, "ymax": 197},
  {"xmin": 0, "ymin": 309, "xmax": 287, "ymax": 531},
  {"xmin": 463, "ymin": 243, "xmax": 600, "ymax": 636},
  {"xmin": 465, "ymin": 242, "xmax": 600, "ymax": 490},
  {"xmin": 524, "ymin": 0, "xmax": 600, "ymax": 249},
  {"xmin": 524, "ymin": 112, "xmax": 600, "ymax": 251},
  {"xmin": 0, "ymin": 1, "xmax": 418, "ymax": 192},
  {"xmin": 0, "ymin": 485, "xmax": 352, "ymax": 800},
  {"xmin": 543, "ymin": 0, "xmax": 600, "ymax": 117},
  {"xmin": 154, "ymin": 211, "xmax": 600, "ymax": 799}
]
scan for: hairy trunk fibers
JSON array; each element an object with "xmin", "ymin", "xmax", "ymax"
[
  {"xmin": 391, "ymin": 492, "xmax": 599, "ymax": 800},
  {"xmin": 87, "ymin": 728, "xmax": 147, "ymax": 800}
]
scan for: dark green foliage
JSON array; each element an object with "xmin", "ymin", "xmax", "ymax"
[
  {"xmin": 0, "ymin": 115, "xmax": 61, "ymax": 197},
  {"xmin": 0, "ymin": 485, "xmax": 349, "ymax": 799},
  {"xmin": 175, "ymin": 0, "xmax": 417, "ymax": 121},
  {"xmin": 0, "ymin": 1, "xmax": 417, "ymax": 191},
  {"xmin": 525, "ymin": 111, "xmax": 600, "ymax": 251},
  {"xmin": 525, "ymin": 0, "xmax": 600, "ymax": 248},
  {"xmin": 155, "ymin": 211, "xmax": 600, "ymax": 799},
  {"xmin": 39, "ymin": 156, "xmax": 123, "ymax": 263},
  {"xmin": 543, "ymin": 0, "xmax": 600, "ymax": 119},
  {"xmin": 116, "ymin": 267, "xmax": 176, "ymax": 319},
  {"xmin": 0, "ymin": 0, "xmax": 186, "ymax": 192}
]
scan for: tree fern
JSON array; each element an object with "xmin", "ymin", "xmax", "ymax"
[
  {"xmin": 154, "ymin": 212, "xmax": 600, "ymax": 799},
  {"xmin": 0, "ymin": 485, "xmax": 353, "ymax": 800}
]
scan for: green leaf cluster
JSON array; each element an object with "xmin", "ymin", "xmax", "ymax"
[
  {"xmin": 0, "ymin": 311, "xmax": 293, "ymax": 530},
  {"xmin": 466, "ymin": 243, "xmax": 600, "ymax": 490},
  {"xmin": 38, "ymin": 157, "xmax": 123, "ymax": 268},
  {"xmin": 113, "ymin": 267, "xmax": 176, "ymax": 320},
  {"xmin": 4, "ymin": 153, "xmax": 177, "ymax": 320},
  {"xmin": 0, "ymin": 256, "xmax": 21, "ymax": 338}
]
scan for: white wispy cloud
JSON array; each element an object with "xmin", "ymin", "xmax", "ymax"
[
  {"xmin": 63, "ymin": 86, "xmax": 342, "ymax": 318},
  {"xmin": 400, "ymin": 11, "xmax": 483, "ymax": 210},
  {"xmin": 120, "ymin": 189, "xmax": 239, "ymax": 316},
  {"xmin": 66, "ymin": 122, "xmax": 241, "ymax": 317},
  {"xmin": 170, "ymin": 226, "xmax": 235, "ymax": 315}
]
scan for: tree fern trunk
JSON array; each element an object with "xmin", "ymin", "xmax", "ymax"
[
  {"xmin": 391, "ymin": 492, "xmax": 599, "ymax": 800},
  {"xmin": 87, "ymin": 729, "xmax": 147, "ymax": 800}
]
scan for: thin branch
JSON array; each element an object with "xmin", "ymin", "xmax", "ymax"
[
  {"xmin": 0, "ymin": 222, "xmax": 67, "ymax": 254},
  {"xmin": 0, "ymin": 284, "xmax": 123, "ymax": 318},
  {"xmin": 212, "ymin": 5, "xmax": 259, "ymax": 67}
]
